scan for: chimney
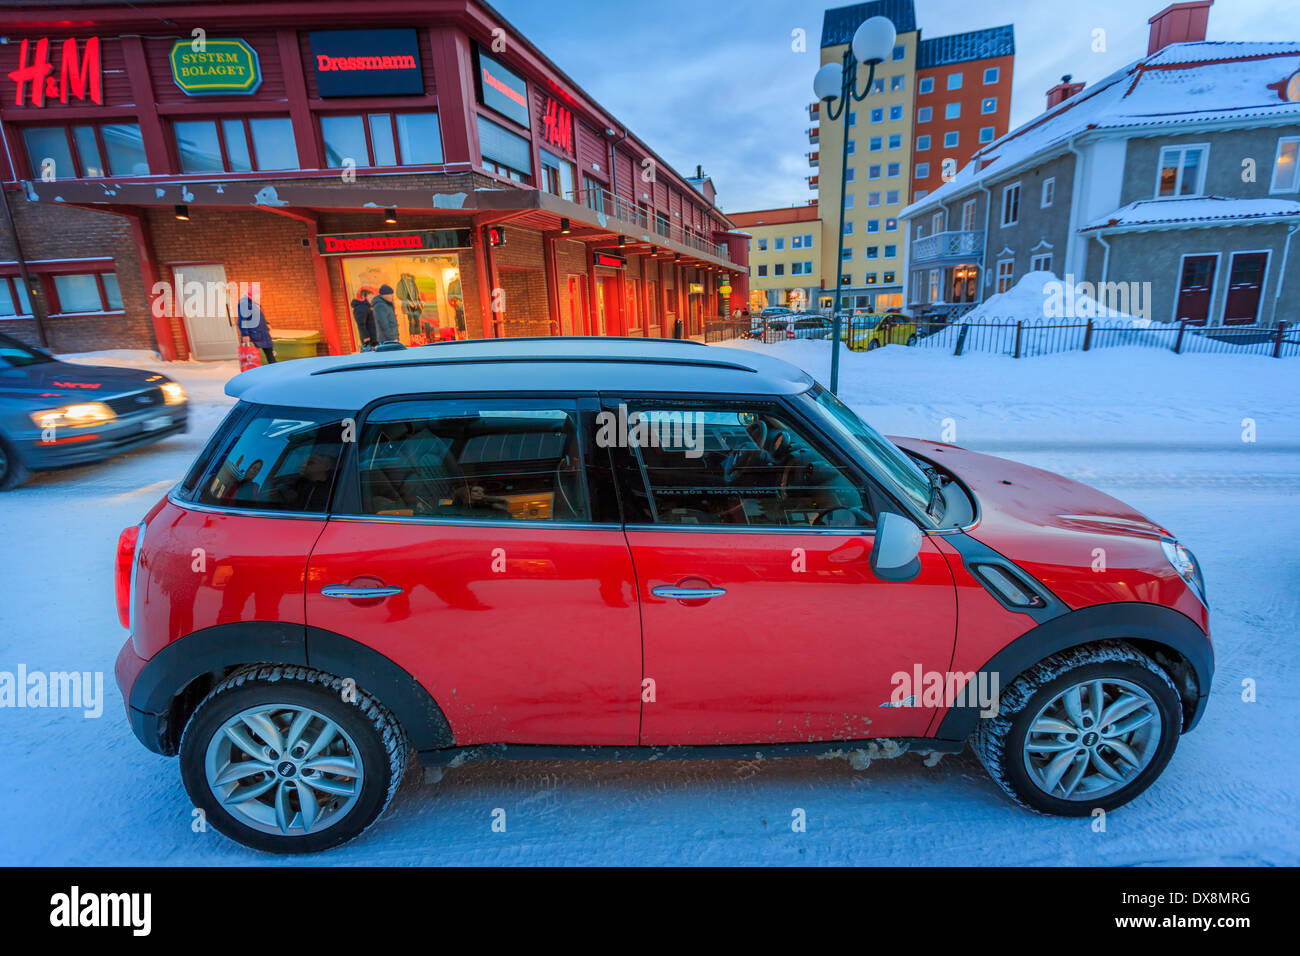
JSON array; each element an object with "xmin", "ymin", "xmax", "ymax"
[
  {"xmin": 1046, "ymin": 74, "xmax": 1085, "ymax": 109},
  {"xmin": 1147, "ymin": 0, "xmax": 1213, "ymax": 55}
]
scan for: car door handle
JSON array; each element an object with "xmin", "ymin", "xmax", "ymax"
[
  {"xmin": 321, "ymin": 584, "xmax": 404, "ymax": 599},
  {"xmin": 651, "ymin": 585, "xmax": 727, "ymax": 600}
]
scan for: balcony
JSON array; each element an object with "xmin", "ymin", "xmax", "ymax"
[
  {"xmin": 910, "ymin": 229, "xmax": 985, "ymax": 263},
  {"xmin": 808, "ymin": 151, "xmax": 819, "ymax": 168},
  {"xmin": 808, "ymin": 126, "xmax": 819, "ymax": 143},
  {"xmin": 808, "ymin": 102, "xmax": 820, "ymax": 120},
  {"xmin": 807, "ymin": 175, "xmax": 818, "ymax": 190},
  {"xmin": 570, "ymin": 186, "xmax": 730, "ymax": 261}
]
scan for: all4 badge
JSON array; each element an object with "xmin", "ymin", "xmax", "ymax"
[{"xmin": 879, "ymin": 695, "xmax": 916, "ymax": 708}]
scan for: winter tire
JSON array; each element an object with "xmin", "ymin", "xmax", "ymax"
[
  {"xmin": 971, "ymin": 642, "xmax": 1182, "ymax": 815},
  {"xmin": 0, "ymin": 433, "xmax": 30, "ymax": 491},
  {"xmin": 180, "ymin": 665, "xmax": 408, "ymax": 853}
]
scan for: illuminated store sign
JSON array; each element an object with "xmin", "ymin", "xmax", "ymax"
[
  {"xmin": 541, "ymin": 96, "xmax": 573, "ymax": 153},
  {"xmin": 7, "ymin": 37, "xmax": 102, "ymax": 107},
  {"xmin": 476, "ymin": 47, "xmax": 529, "ymax": 128},
  {"xmin": 309, "ymin": 29, "xmax": 424, "ymax": 97},
  {"xmin": 318, "ymin": 229, "xmax": 471, "ymax": 255},
  {"xmin": 169, "ymin": 39, "xmax": 261, "ymax": 95}
]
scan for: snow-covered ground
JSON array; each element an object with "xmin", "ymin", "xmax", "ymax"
[{"xmin": 1, "ymin": 342, "xmax": 1296, "ymax": 865}]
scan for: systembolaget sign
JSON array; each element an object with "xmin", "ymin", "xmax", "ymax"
[
  {"xmin": 6, "ymin": 37, "xmax": 101, "ymax": 107},
  {"xmin": 169, "ymin": 39, "xmax": 262, "ymax": 95},
  {"xmin": 317, "ymin": 229, "xmax": 471, "ymax": 255}
]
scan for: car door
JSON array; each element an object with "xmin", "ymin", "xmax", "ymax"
[
  {"xmin": 605, "ymin": 395, "xmax": 957, "ymax": 746},
  {"xmin": 305, "ymin": 396, "xmax": 642, "ymax": 746}
]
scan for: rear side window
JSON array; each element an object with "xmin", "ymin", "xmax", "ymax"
[
  {"xmin": 621, "ymin": 401, "xmax": 876, "ymax": 528},
  {"xmin": 194, "ymin": 405, "xmax": 348, "ymax": 513},
  {"xmin": 356, "ymin": 400, "xmax": 588, "ymax": 522}
]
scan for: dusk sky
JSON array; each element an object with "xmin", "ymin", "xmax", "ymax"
[{"xmin": 491, "ymin": 0, "xmax": 1280, "ymax": 214}]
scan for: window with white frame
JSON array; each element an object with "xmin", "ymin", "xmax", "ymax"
[
  {"xmin": 981, "ymin": 97, "xmax": 997, "ymax": 114},
  {"xmin": 887, "ymin": 162, "xmax": 900, "ymax": 177},
  {"xmin": 947, "ymin": 72, "xmax": 963, "ymax": 90},
  {"xmin": 888, "ymin": 134, "xmax": 901, "ymax": 149},
  {"xmin": 944, "ymin": 131, "xmax": 959, "ymax": 148},
  {"xmin": 979, "ymin": 126, "xmax": 995, "ymax": 143},
  {"xmin": 868, "ymin": 192, "xmax": 881, "ymax": 207},
  {"xmin": 983, "ymin": 67, "xmax": 999, "ymax": 84},
  {"xmin": 889, "ymin": 105, "xmax": 903, "ymax": 121},
  {"xmin": 891, "ymin": 44, "xmax": 905, "ymax": 61},
  {"xmin": 891, "ymin": 75, "xmax": 905, "ymax": 92},
  {"xmin": 996, "ymin": 258, "xmax": 1014, "ymax": 293},
  {"xmin": 916, "ymin": 134, "xmax": 931, "ymax": 151},
  {"xmin": 870, "ymin": 136, "xmax": 882, "ymax": 151},
  {"xmin": 931, "ymin": 211, "xmax": 945, "ymax": 234},
  {"xmin": 1001, "ymin": 182, "xmax": 1021, "ymax": 226},
  {"xmin": 847, "ymin": 139, "xmax": 856, "ymax": 155},
  {"xmin": 866, "ymin": 246, "xmax": 879, "ymax": 259},
  {"xmin": 867, "ymin": 219, "xmax": 880, "ymax": 232},
  {"xmin": 842, "ymin": 248, "xmax": 853, "ymax": 261},
  {"xmin": 945, "ymin": 102, "xmax": 961, "ymax": 120},
  {"xmin": 1270, "ymin": 136, "xmax": 1300, "ymax": 193},
  {"xmin": 912, "ymin": 270, "xmax": 924, "ymax": 303},
  {"xmin": 919, "ymin": 76, "xmax": 934, "ymax": 94},
  {"xmin": 886, "ymin": 189, "xmax": 899, "ymax": 204},
  {"xmin": 1156, "ymin": 144, "xmax": 1209, "ymax": 197},
  {"xmin": 917, "ymin": 106, "xmax": 932, "ymax": 123},
  {"xmin": 929, "ymin": 268, "xmax": 941, "ymax": 303},
  {"xmin": 870, "ymin": 108, "xmax": 883, "ymax": 124},
  {"xmin": 885, "ymin": 217, "xmax": 897, "ymax": 231},
  {"xmin": 885, "ymin": 244, "xmax": 897, "ymax": 258},
  {"xmin": 757, "ymin": 264, "xmax": 768, "ymax": 277},
  {"xmin": 1041, "ymin": 177, "xmax": 1055, "ymax": 207},
  {"xmin": 774, "ymin": 237, "xmax": 785, "ymax": 250},
  {"xmin": 961, "ymin": 198, "xmax": 977, "ymax": 231},
  {"xmin": 1030, "ymin": 252, "xmax": 1052, "ymax": 273},
  {"xmin": 757, "ymin": 238, "xmax": 768, "ymax": 251},
  {"xmin": 843, "ymin": 221, "xmax": 854, "ymax": 235},
  {"xmin": 869, "ymin": 164, "xmax": 882, "ymax": 179},
  {"xmin": 915, "ymin": 162, "xmax": 930, "ymax": 179}
]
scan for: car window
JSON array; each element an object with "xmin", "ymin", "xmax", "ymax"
[
  {"xmin": 194, "ymin": 405, "xmax": 347, "ymax": 513},
  {"xmin": 0, "ymin": 331, "xmax": 52, "ymax": 367},
  {"xmin": 623, "ymin": 402, "xmax": 874, "ymax": 528},
  {"xmin": 356, "ymin": 400, "xmax": 588, "ymax": 522}
]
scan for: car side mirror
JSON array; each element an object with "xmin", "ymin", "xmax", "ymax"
[{"xmin": 870, "ymin": 512, "xmax": 923, "ymax": 582}]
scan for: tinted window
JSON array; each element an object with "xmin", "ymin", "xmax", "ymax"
[
  {"xmin": 0, "ymin": 331, "xmax": 51, "ymax": 367},
  {"xmin": 624, "ymin": 403, "xmax": 874, "ymax": 528},
  {"xmin": 195, "ymin": 406, "xmax": 347, "ymax": 512},
  {"xmin": 358, "ymin": 401, "xmax": 587, "ymax": 521}
]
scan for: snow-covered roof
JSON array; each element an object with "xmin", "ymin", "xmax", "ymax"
[
  {"xmin": 901, "ymin": 41, "xmax": 1300, "ymax": 219},
  {"xmin": 1082, "ymin": 196, "xmax": 1300, "ymax": 233}
]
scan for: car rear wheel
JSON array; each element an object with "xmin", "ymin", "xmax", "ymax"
[
  {"xmin": 971, "ymin": 642, "xmax": 1182, "ymax": 815},
  {"xmin": 866, "ymin": 339, "xmax": 880, "ymax": 351},
  {"xmin": 180, "ymin": 665, "xmax": 408, "ymax": 853},
  {"xmin": 907, "ymin": 334, "xmax": 918, "ymax": 346},
  {"xmin": 0, "ymin": 433, "xmax": 30, "ymax": 491}
]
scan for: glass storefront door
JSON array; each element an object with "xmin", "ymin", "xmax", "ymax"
[{"xmin": 341, "ymin": 253, "xmax": 466, "ymax": 350}]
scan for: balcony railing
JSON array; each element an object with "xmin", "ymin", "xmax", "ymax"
[
  {"xmin": 569, "ymin": 186, "xmax": 729, "ymax": 260},
  {"xmin": 910, "ymin": 229, "xmax": 985, "ymax": 263},
  {"xmin": 807, "ymin": 151, "xmax": 819, "ymax": 167},
  {"xmin": 808, "ymin": 127, "xmax": 819, "ymax": 143}
]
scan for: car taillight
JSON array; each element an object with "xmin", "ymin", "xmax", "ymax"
[
  {"xmin": 786, "ymin": 328, "xmax": 794, "ymax": 338},
  {"xmin": 115, "ymin": 523, "xmax": 143, "ymax": 630}
]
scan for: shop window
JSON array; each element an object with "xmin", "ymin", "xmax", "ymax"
[
  {"xmin": 0, "ymin": 277, "xmax": 33, "ymax": 317},
  {"xmin": 21, "ymin": 123, "xmax": 148, "ymax": 179},
  {"xmin": 477, "ymin": 115, "xmax": 532, "ymax": 181},
  {"xmin": 49, "ymin": 271, "xmax": 123, "ymax": 315},
  {"xmin": 320, "ymin": 112, "xmax": 442, "ymax": 169},
  {"xmin": 540, "ymin": 148, "xmax": 576, "ymax": 199},
  {"xmin": 176, "ymin": 117, "xmax": 298, "ymax": 173},
  {"xmin": 342, "ymin": 253, "xmax": 467, "ymax": 347}
]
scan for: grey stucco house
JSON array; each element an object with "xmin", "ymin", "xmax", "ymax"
[{"xmin": 899, "ymin": 33, "xmax": 1300, "ymax": 328}]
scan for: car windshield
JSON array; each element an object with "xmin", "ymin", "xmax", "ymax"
[
  {"xmin": 802, "ymin": 383, "xmax": 935, "ymax": 520},
  {"xmin": 0, "ymin": 331, "xmax": 52, "ymax": 367}
]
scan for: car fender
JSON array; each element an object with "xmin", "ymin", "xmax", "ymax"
[
  {"xmin": 126, "ymin": 621, "xmax": 455, "ymax": 755},
  {"xmin": 933, "ymin": 602, "xmax": 1213, "ymax": 742}
]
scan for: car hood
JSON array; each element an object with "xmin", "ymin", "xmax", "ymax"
[{"xmin": 0, "ymin": 359, "xmax": 169, "ymax": 404}]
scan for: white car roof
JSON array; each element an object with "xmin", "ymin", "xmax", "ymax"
[{"xmin": 226, "ymin": 337, "xmax": 815, "ymax": 410}]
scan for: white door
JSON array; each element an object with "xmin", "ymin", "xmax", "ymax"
[{"xmin": 174, "ymin": 264, "xmax": 238, "ymax": 361}]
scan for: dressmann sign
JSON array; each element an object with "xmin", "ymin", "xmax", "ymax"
[{"xmin": 309, "ymin": 29, "xmax": 424, "ymax": 97}]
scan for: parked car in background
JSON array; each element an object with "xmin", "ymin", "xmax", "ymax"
[
  {"xmin": 114, "ymin": 338, "xmax": 1212, "ymax": 852},
  {"xmin": 846, "ymin": 313, "xmax": 920, "ymax": 351},
  {"xmin": 0, "ymin": 332, "xmax": 188, "ymax": 490}
]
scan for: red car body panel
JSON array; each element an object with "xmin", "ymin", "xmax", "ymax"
[
  {"xmin": 131, "ymin": 501, "xmax": 324, "ymax": 661},
  {"xmin": 627, "ymin": 529, "xmax": 957, "ymax": 745},
  {"xmin": 304, "ymin": 519, "xmax": 643, "ymax": 746}
]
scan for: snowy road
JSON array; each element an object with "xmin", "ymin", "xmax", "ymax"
[{"xmin": 1, "ymin": 344, "xmax": 1296, "ymax": 865}]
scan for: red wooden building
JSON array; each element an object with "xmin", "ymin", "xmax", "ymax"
[{"xmin": 0, "ymin": 0, "xmax": 747, "ymax": 359}]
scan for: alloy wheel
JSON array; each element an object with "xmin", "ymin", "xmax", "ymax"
[
  {"xmin": 204, "ymin": 702, "xmax": 365, "ymax": 836},
  {"xmin": 1021, "ymin": 678, "xmax": 1162, "ymax": 801}
]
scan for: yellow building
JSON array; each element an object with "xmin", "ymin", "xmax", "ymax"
[{"xmin": 728, "ymin": 204, "xmax": 823, "ymax": 311}]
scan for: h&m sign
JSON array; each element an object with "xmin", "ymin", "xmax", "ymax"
[{"xmin": 6, "ymin": 37, "xmax": 102, "ymax": 107}]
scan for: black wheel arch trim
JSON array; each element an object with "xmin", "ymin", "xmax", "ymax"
[
  {"xmin": 126, "ymin": 622, "xmax": 455, "ymax": 755},
  {"xmin": 933, "ymin": 601, "xmax": 1213, "ymax": 742}
]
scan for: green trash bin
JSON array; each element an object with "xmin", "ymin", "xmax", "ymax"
[{"xmin": 270, "ymin": 330, "xmax": 321, "ymax": 361}]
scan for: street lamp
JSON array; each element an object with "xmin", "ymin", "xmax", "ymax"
[{"xmin": 813, "ymin": 14, "xmax": 896, "ymax": 393}]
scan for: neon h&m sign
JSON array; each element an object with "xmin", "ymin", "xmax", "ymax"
[
  {"xmin": 542, "ymin": 96, "xmax": 573, "ymax": 154},
  {"xmin": 7, "ymin": 37, "xmax": 102, "ymax": 107}
]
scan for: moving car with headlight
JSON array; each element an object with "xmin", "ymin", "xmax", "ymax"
[
  {"xmin": 113, "ymin": 338, "xmax": 1212, "ymax": 853},
  {"xmin": 0, "ymin": 331, "xmax": 188, "ymax": 489}
]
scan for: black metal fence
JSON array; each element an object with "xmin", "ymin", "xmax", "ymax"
[{"xmin": 706, "ymin": 314, "xmax": 1300, "ymax": 358}]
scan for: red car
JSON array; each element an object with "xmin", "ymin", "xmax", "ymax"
[{"xmin": 115, "ymin": 339, "xmax": 1212, "ymax": 853}]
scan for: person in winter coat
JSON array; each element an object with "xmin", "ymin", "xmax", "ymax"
[
  {"xmin": 371, "ymin": 284, "xmax": 400, "ymax": 344},
  {"xmin": 237, "ymin": 286, "xmax": 275, "ymax": 364},
  {"xmin": 351, "ymin": 288, "xmax": 377, "ymax": 351}
]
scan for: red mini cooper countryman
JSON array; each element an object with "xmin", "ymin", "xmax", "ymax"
[{"xmin": 114, "ymin": 339, "xmax": 1212, "ymax": 853}]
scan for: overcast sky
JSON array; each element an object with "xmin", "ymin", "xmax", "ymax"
[{"xmin": 491, "ymin": 0, "xmax": 1280, "ymax": 213}]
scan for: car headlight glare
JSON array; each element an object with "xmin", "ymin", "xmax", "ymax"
[
  {"xmin": 160, "ymin": 382, "xmax": 187, "ymax": 405},
  {"xmin": 1161, "ymin": 539, "xmax": 1206, "ymax": 605},
  {"xmin": 30, "ymin": 402, "xmax": 116, "ymax": 429}
]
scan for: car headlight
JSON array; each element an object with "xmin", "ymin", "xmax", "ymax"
[
  {"xmin": 1161, "ymin": 539, "xmax": 1207, "ymax": 606},
  {"xmin": 160, "ymin": 382, "xmax": 187, "ymax": 405},
  {"xmin": 30, "ymin": 402, "xmax": 116, "ymax": 429}
]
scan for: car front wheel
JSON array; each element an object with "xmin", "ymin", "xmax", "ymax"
[
  {"xmin": 972, "ymin": 642, "xmax": 1183, "ymax": 815},
  {"xmin": 180, "ymin": 665, "xmax": 408, "ymax": 853},
  {"xmin": 0, "ymin": 433, "xmax": 30, "ymax": 491}
]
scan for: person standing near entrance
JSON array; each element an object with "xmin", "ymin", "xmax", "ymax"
[
  {"xmin": 351, "ymin": 288, "xmax": 377, "ymax": 351},
  {"xmin": 237, "ymin": 285, "xmax": 276, "ymax": 364},
  {"xmin": 372, "ymin": 284, "xmax": 399, "ymax": 344}
]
